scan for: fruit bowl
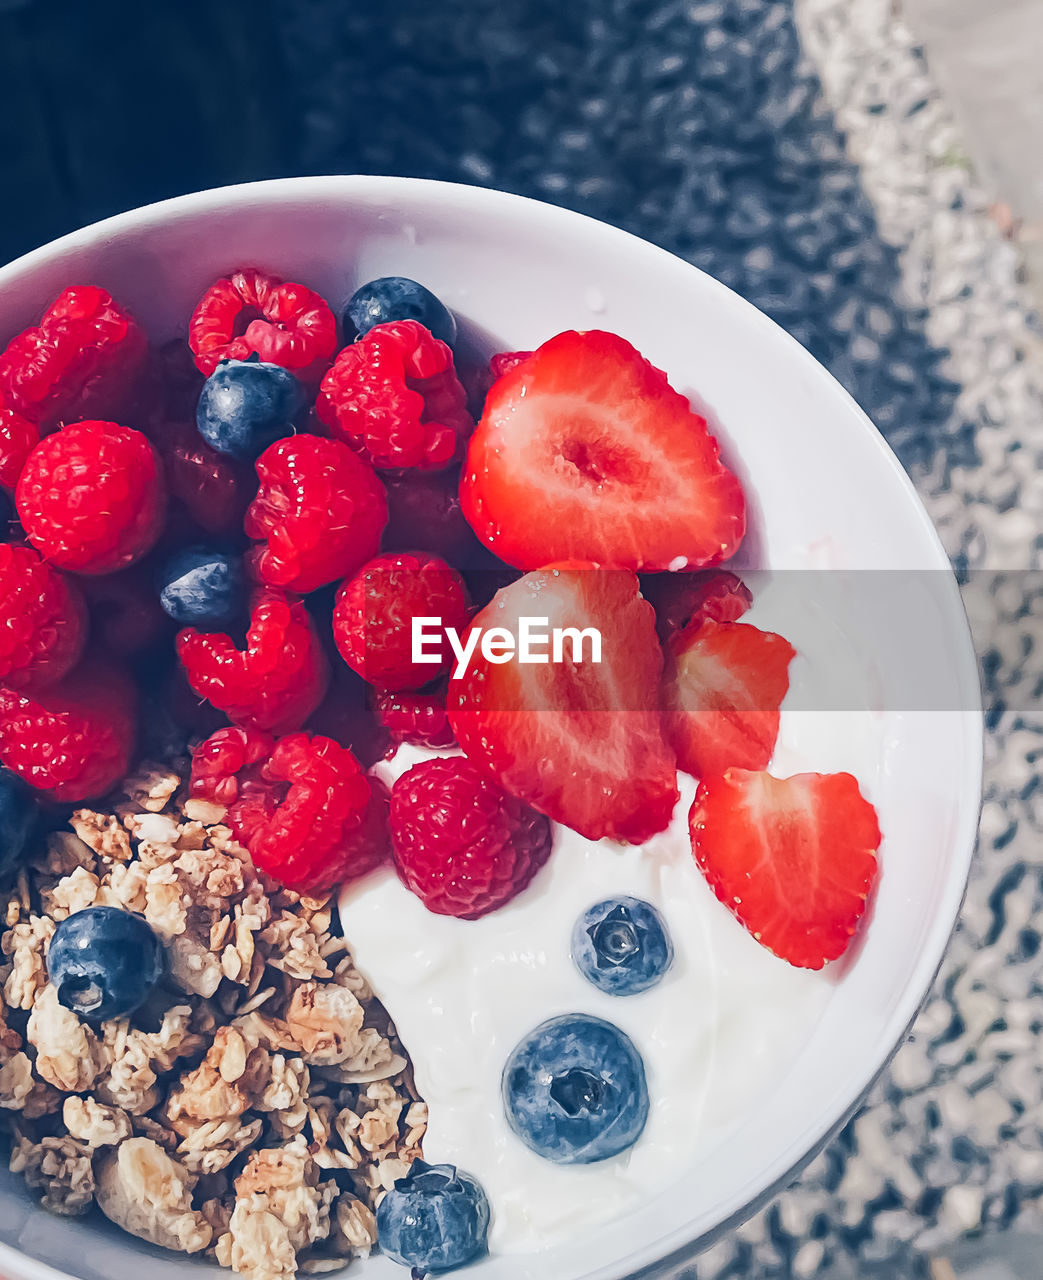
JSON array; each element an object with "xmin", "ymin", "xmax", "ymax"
[{"xmin": 0, "ymin": 176, "xmax": 981, "ymax": 1280}]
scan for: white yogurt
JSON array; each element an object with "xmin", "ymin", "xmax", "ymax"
[
  {"xmin": 339, "ymin": 573, "xmax": 891, "ymax": 1253},
  {"xmin": 341, "ymin": 761, "xmax": 884, "ymax": 1248}
]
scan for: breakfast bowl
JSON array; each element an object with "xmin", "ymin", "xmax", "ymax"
[{"xmin": 0, "ymin": 176, "xmax": 982, "ymax": 1280}]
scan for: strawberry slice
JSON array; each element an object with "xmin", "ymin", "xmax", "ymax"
[
  {"xmin": 461, "ymin": 331, "xmax": 746, "ymax": 571},
  {"xmin": 447, "ymin": 567, "xmax": 679, "ymax": 844},
  {"xmin": 689, "ymin": 770, "xmax": 882, "ymax": 969},
  {"xmin": 663, "ymin": 619, "xmax": 794, "ymax": 778},
  {"xmin": 641, "ymin": 569, "xmax": 753, "ymax": 644}
]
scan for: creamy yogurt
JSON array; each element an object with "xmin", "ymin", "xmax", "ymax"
[
  {"xmin": 339, "ymin": 569, "xmax": 890, "ymax": 1253},
  {"xmin": 341, "ymin": 736, "xmax": 885, "ymax": 1251}
]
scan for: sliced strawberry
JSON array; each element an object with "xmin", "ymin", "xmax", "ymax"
[
  {"xmin": 689, "ymin": 769, "xmax": 881, "ymax": 969},
  {"xmin": 663, "ymin": 619, "xmax": 794, "ymax": 778},
  {"xmin": 447, "ymin": 567, "xmax": 678, "ymax": 844},
  {"xmin": 461, "ymin": 330, "xmax": 745, "ymax": 571},
  {"xmin": 641, "ymin": 569, "xmax": 753, "ymax": 644}
]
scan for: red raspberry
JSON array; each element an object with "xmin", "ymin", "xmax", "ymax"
[
  {"xmin": 0, "ymin": 544, "xmax": 87, "ymax": 689},
  {"xmin": 641, "ymin": 569, "xmax": 753, "ymax": 644},
  {"xmin": 80, "ymin": 564, "xmax": 172, "ymax": 659},
  {"xmin": 189, "ymin": 268, "xmax": 337, "ymax": 381},
  {"xmin": 382, "ymin": 469, "xmax": 484, "ymax": 568},
  {"xmin": 489, "ymin": 351, "xmax": 533, "ymax": 379},
  {"xmin": 190, "ymin": 728, "xmax": 384, "ymax": 893},
  {"xmin": 373, "ymin": 683, "xmax": 456, "ymax": 751},
  {"xmin": 17, "ymin": 421, "xmax": 166, "ymax": 574},
  {"xmin": 316, "ymin": 320, "xmax": 473, "ymax": 471},
  {"xmin": 333, "ymin": 551, "xmax": 471, "ymax": 691},
  {"xmin": 0, "ymin": 655, "xmax": 137, "ymax": 801},
  {"xmin": 177, "ymin": 589, "xmax": 329, "ymax": 733},
  {"xmin": 342, "ymin": 777, "xmax": 392, "ymax": 883},
  {"xmin": 152, "ymin": 420, "xmax": 254, "ymax": 538},
  {"xmin": 0, "ymin": 404, "xmax": 39, "ymax": 492},
  {"xmin": 246, "ymin": 435, "xmax": 388, "ymax": 594},
  {"xmin": 0, "ymin": 286, "xmax": 147, "ymax": 431},
  {"xmin": 189, "ymin": 724, "xmax": 275, "ymax": 807},
  {"xmin": 389, "ymin": 756, "xmax": 552, "ymax": 919},
  {"xmin": 466, "ymin": 352, "xmax": 535, "ymax": 414}
]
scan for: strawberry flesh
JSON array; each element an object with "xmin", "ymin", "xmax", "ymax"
[
  {"xmin": 447, "ymin": 567, "xmax": 679, "ymax": 844},
  {"xmin": 689, "ymin": 769, "xmax": 882, "ymax": 969},
  {"xmin": 461, "ymin": 330, "xmax": 746, "ymax": 571},
  {"xmin": 663, "ymin": 618, "xmax": 794, "ymax": 778}
]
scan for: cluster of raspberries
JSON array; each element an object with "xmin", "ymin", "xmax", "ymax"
[{"xmin": 0, "ymin": 272, "xmax": 548, "ymax": 916}]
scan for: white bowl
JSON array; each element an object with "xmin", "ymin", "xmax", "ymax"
[{"xmin": 0, "ymin": 177, "xmax": 982, "ymax": 1280}]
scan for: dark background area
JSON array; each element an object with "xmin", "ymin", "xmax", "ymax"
[{"xmin": 0, "ymin": 0, "xmax": 967, "ymax": 475}]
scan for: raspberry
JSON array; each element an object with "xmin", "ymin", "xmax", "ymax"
[
  {"xmin": 0, "ymin": 544, "xmax": 87, "ymax": 689},
  {"xmin": 189, "ymin": 268, "xmax": 337, "ymax": 381},
  {"xmin": 389, "ymin": 756, "xmax": 552, "ymax": 919},
  {"xmin": 333, "ymin": 551, "xmax": 471, "ymax": 691},
  {"xmin": 80, "ymin": 564, "xmax": 172, "ymax": 659},
  {"xmin": 0, "ymin": 286, "xmax": 147, "ymax": 430},
  {"xmin": 246, "ymin": 435, "xmax": 388, "ymax": 594},
  {"xmin": 0, "ymin": 655, "xmax": 138, "ymax": 801},
  {"xmin": 190, "ymin": 728, "xmax": 383, "ymax": 893},
  {"xmin": 641, "ymin": 569, "xmax": 753, "ymax": 644},
  {"xmin": 0, "ymin": 404, "xmax": 39, "ymax": 492},
  {"xmin": 342, "ymin": 777, "xmax": 392, "ymax": 884},
  {"xmin": 190, "ymin": 725, "xmax": 275, "ymax": 808},
  {"xmin": 466, "ymin": 352, "xmax": 535, "ymax": 415},
  {"xmin": 489, "ymin": 351, "xmax": 533, "ymax": 379},
  {"xmin": 316, "ymin": 320, "xmax": 473, "ymax": 471},
  {"xmin": 152, "ymin": 420, "xmax": 254, "ymax": 538},
  {"xmin": 177, "ymin": 589, "xmax": 329, "ymax": 733},
  {"xmin": 17, "ymin": 421, "xmax": 166, "ymax": 574},
  {"xmin": 373, "ymin": 684, "xmax": 456, "ymax": 751},
  {"xmin": 382, "ymin": 469, "xmax": 484, "ymax": 568}
]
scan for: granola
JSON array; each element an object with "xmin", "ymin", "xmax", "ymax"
[{"xmin": 0, "ymin": 760, "xmax": 425, "ymax": 1279}]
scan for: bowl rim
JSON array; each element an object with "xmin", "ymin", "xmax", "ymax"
[{"xmin": 0, "ymin": 175, "xmax": 984, "ymax": 1280}]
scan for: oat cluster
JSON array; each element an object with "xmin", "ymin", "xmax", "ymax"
[{"xmin": 0, "ymin": 760, "xmax": 426, "ymax": 1279}]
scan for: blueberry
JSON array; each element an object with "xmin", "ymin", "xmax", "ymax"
[
  {"xmin": 196, "ymin": 356, "xmax": 304, "ymax": 460},
  {"xmin": 158, "ymin": 545, "xmax": 245, "ymax": 629},
  {"xmin": 47, "ymin": 906, "xmax": 165, "ymax": 1022},
  {"xmin": 376, "ymin": 1160, "xmax": 490, "ymax": 1272},
  {"xmin": 0, "ymin": 770, "xmax": 37, "ymax": 879},
  {"xmin": 344, "ymin": 277, "xmax": 457, "ymax": 347},
  {"xmin": 571, "ymin": 896, "xmax": 674, "ymax": 996},
  {"xmin": 502, "ymin": 1014, "xmax": 649, "ymax": 1164}
]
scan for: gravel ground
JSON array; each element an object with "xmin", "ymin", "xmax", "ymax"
[{"xmin": 693, "ymin": 2, "xmax": 1043, "ymax": 1276}]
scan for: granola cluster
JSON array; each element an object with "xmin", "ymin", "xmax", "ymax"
[{"xmin": 0, "ymin": 759, "xmax": 426, "ymax": 1278}]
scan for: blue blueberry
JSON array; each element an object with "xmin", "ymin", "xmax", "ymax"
[
  {"xmin": 376, "ymin": 1160, "xmax": 490, "ymax": 1272},
  {"xmin": 0, "ymin": 770, "xmax": 37, "ymax": 879},
  {"xmin": 47, "ymin": 906, "xmax": 165, "ymax": 1022},
  {"xmin": 502, "ymin": 1014, "xmax": 649, "ymax": 1164},
  {"xmin": 344, "ymin": 277, "xmax": 457, "ymax": 346},
  {"xmin": 158, "ymin": 545, "xmax": 245, "ymax": 629},
  {"xmin": 196, "ymin": 356, "xmax": 304, "ymax": 460},
  {"xmin": 571, "ymin": 896, "xmax": 674, "ymax": 996}
]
